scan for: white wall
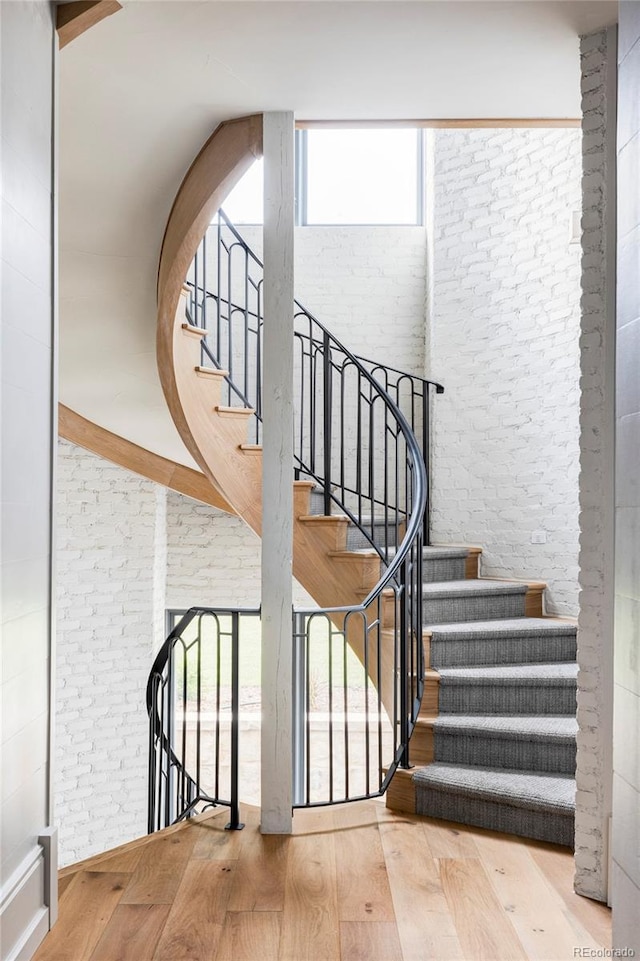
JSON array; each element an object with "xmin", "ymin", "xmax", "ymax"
[
  {"xmin": 166, "ymin": 491, "xmax": 313, "ymax": 611},
  {"xmin": 55, "ymin": 443, "xmax": 313, "ymax": 866},
  {"xmin": 1, "ymin": 3, "xmax": 55, "ymax": 958},
  {"xmin": 429, "ymin": 127, "xmax": 582, "ymax": 616},
  {"xmin": 238, "ymin": 225, "xmax": 427, "ymax": 376},
  {"xmin": 56, "ymin": 441, "xmax": 162, "ymax": 865},
  {"xmin": 613, "ymin": 6, "xmax": 640, "ymax": 946}
]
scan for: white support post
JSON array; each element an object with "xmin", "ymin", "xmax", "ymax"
[{"xmin": 261, "ymin": 111, "xmax": 295, "ymax": 834}]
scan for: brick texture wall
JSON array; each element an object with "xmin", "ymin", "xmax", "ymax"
[
  {"xmin": 56, "ymin": 444, "xmax": 314, "ymax": 866},
  {"xmin": 240, "ymin": 225, "xmax": 428, "ymax": 376},
  {"xmin": 165, "ymin": 491, "xmax": 314, "ymax": 611},
  {"xmin": 56, "ymin": 440, "xmax": 161, "ymax": 865},
  {"xmin": 429, "ymin": 128, "xmax": 582, "ymax": 616}
]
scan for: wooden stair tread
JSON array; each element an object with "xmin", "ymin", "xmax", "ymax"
[
  {"xmin": 297, "ymin": 514, "xmax": 349, "ymax": 524},
  {"xmin": 194, "ymin": 365, "xmax": 229, "ymax": 377},
  {"xmin": 328, "ymin": 549, "xmax": 380, "ymax": 560},
  {"xmin": 181, "ymin": 322, "xmax": 206, "ymax": 337},
  {"xmin": 214, "ymin": 405, "xmax": 255, "ymax": 416}
]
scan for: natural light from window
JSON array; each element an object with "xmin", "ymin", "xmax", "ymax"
[
  {"xmin": 306, "ymin": 128, "xmax": 420, "ymax": 225},
  {"xmin": 219, "ymin": 127, "xmax": 423, "ymax": 226},
  {"xmin": 222, "ymin": 158, "xmax": 264, "ymax": 225}
]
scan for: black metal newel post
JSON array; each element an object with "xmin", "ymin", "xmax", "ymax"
[
  {"xmin": 398, "ymin": 560, "xmax": 410, "ymax": 769},
  {"xmin": 226, "ymin": 611, "xmax": 244, "ymax": 830},
  {"xmin": 323, "ymin": 331, "xmax": 332, "ymax": 515},
  {"xmin": 422, "ymin": 388, "xmax": 430, "ymax": 546}
]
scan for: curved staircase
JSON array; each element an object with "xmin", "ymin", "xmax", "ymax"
[{"xmin": 149, "ymin": 114, "xmax": 577, "ymax": 847}]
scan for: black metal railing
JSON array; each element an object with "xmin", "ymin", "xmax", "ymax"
[
  {"xmin": 149, "ymin": 209, "xmax": 444, "ymax": 828},
  {"xmin": 185, "ymin": 211, "xmax": 443, "ymax": 544},
  {"xmin": 147, "ymin": 608, "xmax": 259, "ymax": 833}
]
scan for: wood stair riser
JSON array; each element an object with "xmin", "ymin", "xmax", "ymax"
[
  {"xmin": 328, "ymin": 553, "xmax": 382, "ymax": 593},
  {"xmin": 407, "ymin": 722, "xmax": 434, "ymax": 766}
]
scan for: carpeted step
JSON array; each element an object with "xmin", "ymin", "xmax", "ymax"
[
  {"xmin": 429, "ymin": 617, "xmax": 577, "ymax": 667},
  {"xmin": 437, "ymin": 662, "xmax": 577, "ymax": 715},
  {"xmin": 346, "ymin": 518, "xmax": 404, "ymax": 551},
  {"xmin": 413, "ymin": 762, "xmax": 575, "ymax": 846},
  {"xmin": 423, "ymin": 580, "xmax": 527, "ymax": 625},
  {"xmin": 371, "ymin": 545, "xmax": 473, "ymax": 581},
  {"xmin": 407, "ymin": 546, "xmax": 470, "ymax": 583},
  {"xmin": 432, "ymin": 715, "xmax": 577, "ymax": 773}
]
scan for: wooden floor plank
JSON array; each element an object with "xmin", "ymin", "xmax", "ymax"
[
  {"xmin": 340, "ymin": 921, "xmax": 403, "ymax": 961},
  {"xmin": 89, "ymin": 846, "xmax": 144, "ymax": 874},
  {"xmin": 474, "ymin": 831, "xmax": 602, "ymax": 960},
  {"xmin": 227, "ymin": 823, "xmax": 289, "ymax": 912},
  {"xmin": 332, "ymin": 803, "xmax": 396, "ymax": 922},
  {"xmin": 528, "ymin": 842, "xmax": 612, "ymax": 948},
  {"xmin": 120, "ymin": 831, "xmax": 196, "ymax": 904},
  {"xmin": 439, "ymin": 858, "xmax": 528, "ymax": 961},
  {"xmin": 421, "ymin": 817, "xmax": 481, "ymax": 859},
  {"xmin": 58, "ymin": 874, "xmax": 75, "ymax": 901},
  {"xmin": 33, "ymin": 872, "xmax": 129, "ymax": 961},
  {"xmin": 279, "ymin": 829, "xmax": 340, "ymax": 961},
  {"xmin": 89, "ymin": 904, "xmax": 170, "ymax": 961},
  {"xmin": 153, "ymin": 860, "xmax": 235, "ymax": 961},
  {"xmin": 376, "ymin": 806, "xmax": 466, "ymax": 961},
  {"xmin": 44, "ymin": 801, "xmax": 612, "ymax": 961},
  {"xmin": 191, "ymin": 812, "xmax": 247, "ymax": 860},
  {"xmin": 215, "ymin": 911, "xmax": 281, "ymax": 961}
]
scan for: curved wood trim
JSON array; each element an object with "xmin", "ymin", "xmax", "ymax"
[
  {"xmin": 58, "ymin": 404, "xmax": 235, "ymax": 515},
  {"xmin": 157, "ymin": 114, "xmax": 263, "ymax": 473},
  {"xmin": 56, "ymin": 1, "xmax": 122, "ymax": 49}
]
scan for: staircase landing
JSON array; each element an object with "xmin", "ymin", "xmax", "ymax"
[{"xmin": 38, "ymin": 801, "xmax": 609, "ymax": 961}]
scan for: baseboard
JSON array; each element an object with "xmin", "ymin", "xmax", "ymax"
[
  {"xmin": 0, "ymin": 850, "xmax": 47, "ymax": 961},
  {"xmin": 1, "ymin": 830, "xmax": 57, "ymax": 961}
]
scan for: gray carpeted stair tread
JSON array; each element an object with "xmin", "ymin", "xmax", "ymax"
[
  {"xmin": 437, "ymin": 662, "xmax": 577, "ymax": 684},
  {"xmin": 413, "ymin": 763, "xmax": 575, "ymax": 815},
  {"xmin": 429, "ymin": 617, "xmax": 576, "ymax": 639},
  {"xmin": 423, "ymin": 579, "xmax": 527, "ymax": 598},
  {"xmin": 432, "ymin": 714, "xmax": 577, "ymax": 742},
  {"xmin": 388, "ymin": 546, "xmax": 471, "ymax": 559}
]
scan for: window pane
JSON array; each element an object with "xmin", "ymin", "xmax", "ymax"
[
  {"xmin": 221, "ymin": 158, "xmax": 264, "ymax": 224},
  {"xmin": 305, "ymin": 128, "xmax": 419, "ymax": 225}
]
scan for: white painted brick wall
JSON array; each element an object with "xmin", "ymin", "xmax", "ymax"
[
  {"xmin": 56, "ymin": 444, "xmax": 314, "ymax": 866},
  {"xmin": 165, "ymin": 491, "xmax": 314, "ymax": 611},
  {"xmin": 575, "ymin": 28, "xmax": 616, "ymax": 903},
  {"xmin": 429, "ymin": 128, "xmax": 582, "ymax": 616},
  {"xmin": 239, "ymin": 226, "xmax": 428, "ymax": 376},
  {"xmin": 56, "ymin": 440, "xmax": 161, "ymax": 866}
]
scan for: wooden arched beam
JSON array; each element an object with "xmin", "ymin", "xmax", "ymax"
[
  {"xmin": 56, "ymin": 1, "xmax": 122, "ymax": 49},
  {"xmin": 156, "ymin": 114, "xmax": 263, "ymax": 474},
  {"xmin": 58, "ymin": 404, "xmax": 235, "ymax": 514}
]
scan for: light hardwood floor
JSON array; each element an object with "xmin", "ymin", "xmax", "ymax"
[{"xmin": 37, "ymin": 801, "xmax": 611, "ymax": 961}]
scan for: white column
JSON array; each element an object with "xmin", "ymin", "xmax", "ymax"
[{"xmin": 261, "ymin": 111, "xmax": 295, "ymax": 834}]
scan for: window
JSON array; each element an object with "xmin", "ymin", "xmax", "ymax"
[
  {"xmin": 219, "ymin": 126, "xmax": 425, "ymax": 226},
  {"xmin": 300, "ymin": 128, "xmax": 423, "ymax": 225}
]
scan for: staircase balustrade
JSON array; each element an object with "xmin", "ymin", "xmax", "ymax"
[{"xmin": 149, "ymin": 211, "xmax": 444, "ymax": 829}]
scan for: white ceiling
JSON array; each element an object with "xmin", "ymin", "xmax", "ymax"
[{"xmin": 59, "ymin": 0, "xmax": 616, "ymax": 465}]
